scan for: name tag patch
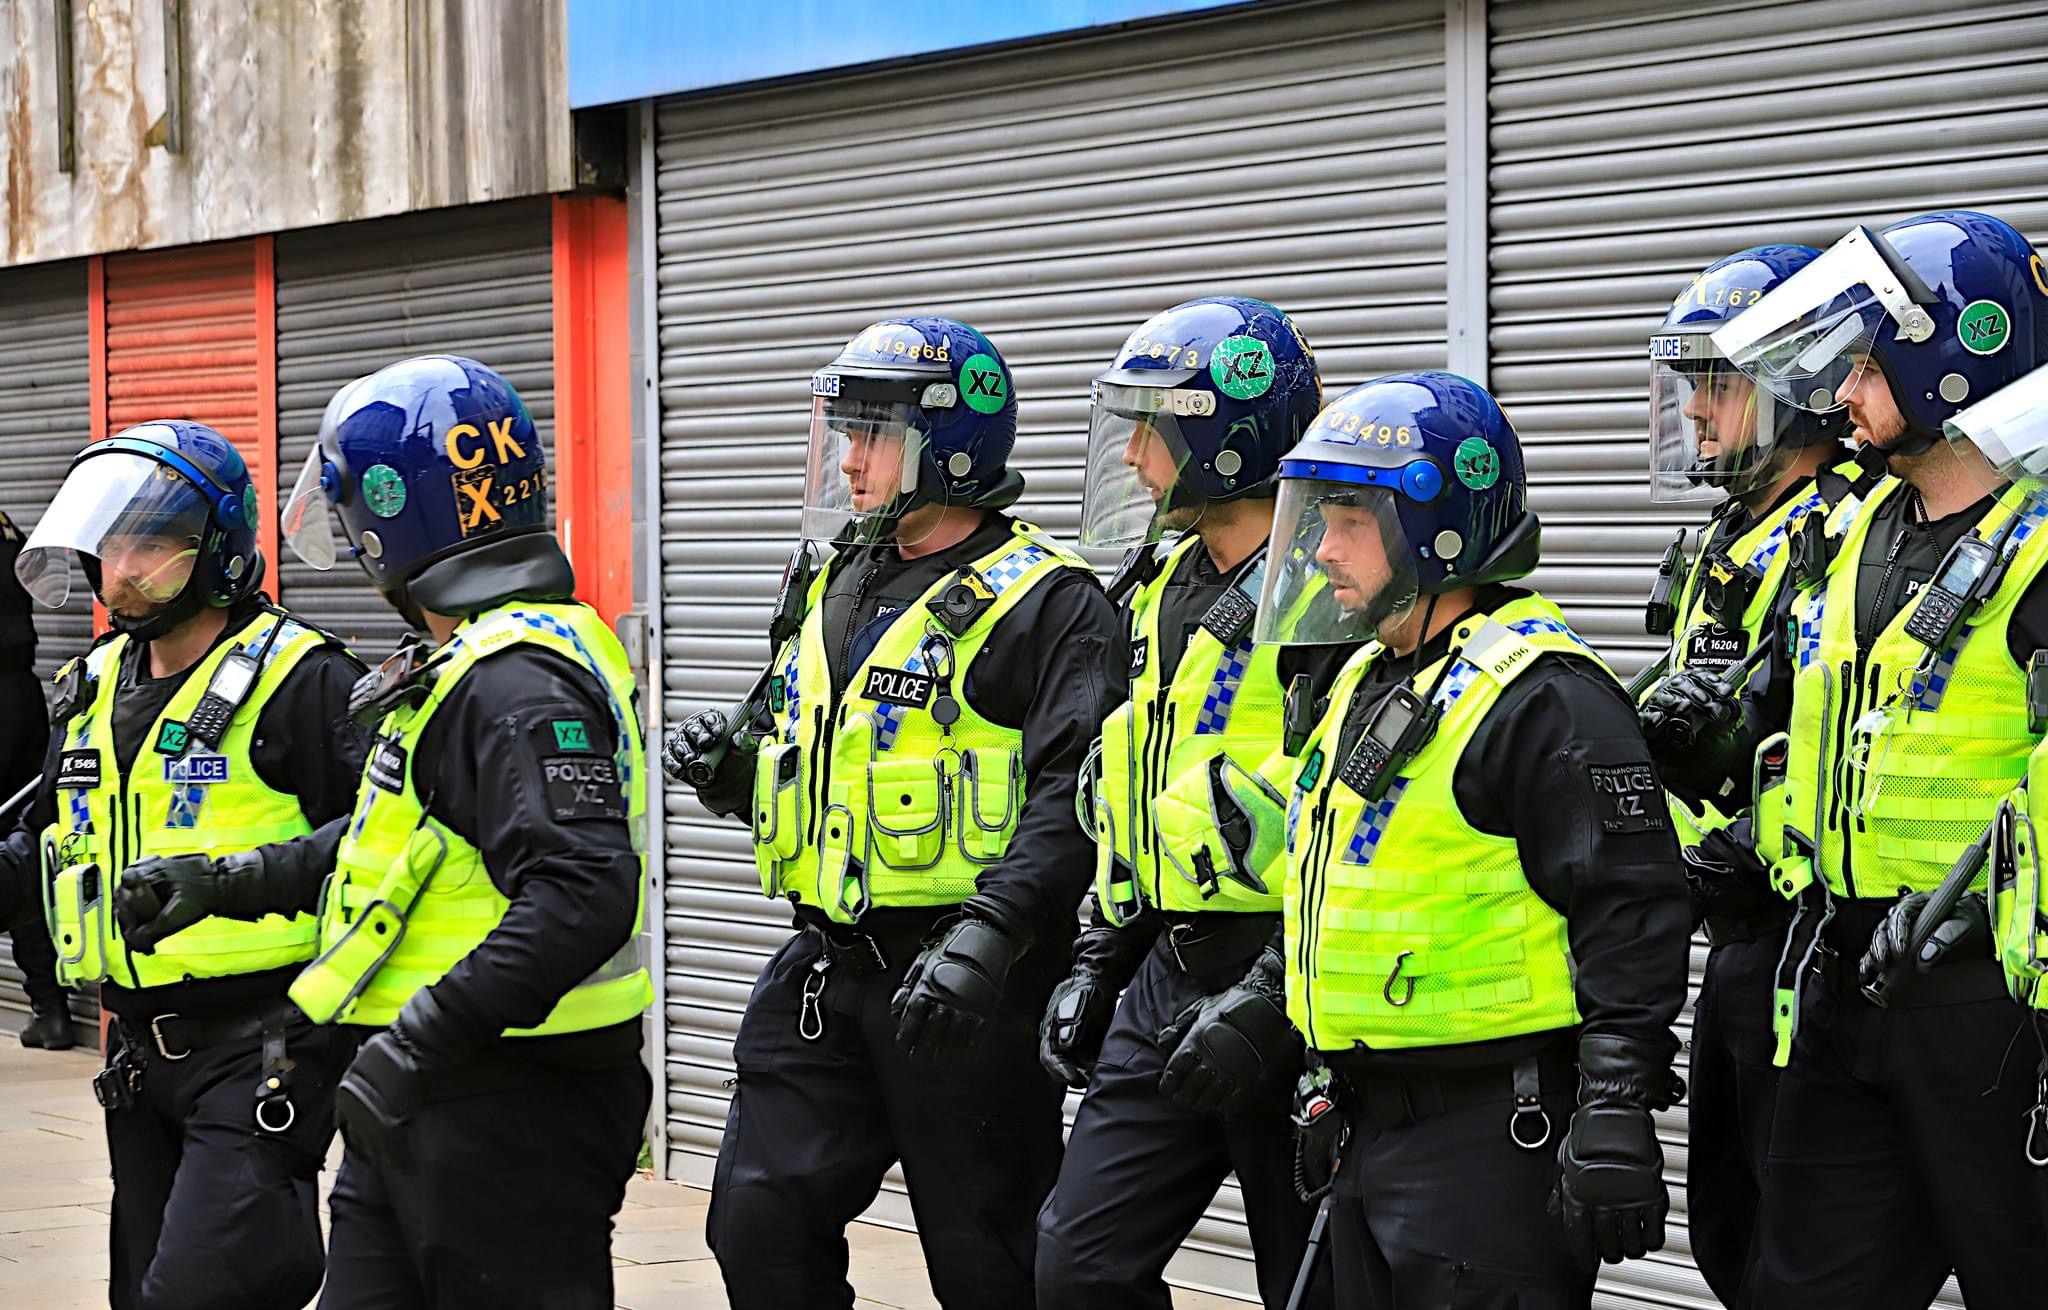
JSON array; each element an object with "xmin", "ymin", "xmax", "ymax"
[
  {"xmin": 56, "ymin": 750, "xmax": 100, "ymax": 791},
  {"xmin": 1588, "ymin": 762, "xmax": 1666, "ymax": 834},
  {"xmin": 163, "ymin": 754, "xmax": 229, "ymax": 785},
  {"xmin": 368, "ymin": 738, "xmax": 409, "ymax": 794},
  {"xmin": 542, "ymin": 755, "xmax": 625, "ymax": 821},
  {"xmin": 861, "ymin": 666, "xmax": 934, "ymax": 709},
  {"xmin": 1684, "ymin": 625, "xmax": 1748, "ymax": 678}
]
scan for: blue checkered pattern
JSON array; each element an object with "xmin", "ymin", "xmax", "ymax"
[
  {"xmin": 466, "ymin": 611, "xmax": 638, "ymax": 794},
  {"xmin": 1748, "ymin": 488, "xmax": 1826, "ymax": 575},
  {"xmin": 166, "ymin": 781, "xmax": 207, "ymax": 829},
  {"xmin": 1906, "ymin": 493, "xmax": 2048, "ymax": 710},
  {"xmin": 1192, "ymin": 638, "xmax": 1256, "ymax": 735},
  {"xmin": 868, "ymin": 542, "xmax": 1051, "ymax": 749},
  {"xmin": 66, "ymin": 722, "xmax": 91, "ymax": 834},
  {"xmin": 1796, "ymin": 592, "xmax": 1824, "ymax": 669},
  {"xmin": 1338, "ymin": 617, "xmax": 1571, "ymax": 862},
  {"xmin": 780, "ymin": 645, "xmax": 802, "ymax": 735}
]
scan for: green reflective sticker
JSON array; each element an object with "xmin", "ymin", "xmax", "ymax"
[
  {"xmin": 1210, "ymin": 336, "xmax": 1275, "ymax": 400},
  {"xmin": 960, "ymin": 354, "xmax": 1009, "ymax": 414},
  {"xmin": 362, "ymin": 465, "xmax": 408, "ymax": 518},
  {"xmin": 242, "ymin": 484, "xmax": 259, "ymax": 527},
  {"xmin": 1454, "ymin": 437, "xmax": 1501, "ymax": 491},
  {"xmin": 553, "ymin": 720, "xmax": 592, "ymax": 751},
  {"xmin": 155, "ymin": 721, "xmax": 190, "ymax": 755},
  {"xmin": 1958, "ymin": 300, "xmax": 2010, "ymax": 356},
  {"xmin": 1297, "ymin": 746, "xmax": 1324, "ymax": 793}
]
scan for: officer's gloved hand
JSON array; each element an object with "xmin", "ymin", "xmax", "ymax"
[
  {"xmin": 661, "ymin": 706, "xmax": 756, "ymax": 819},
  {"xmin": 336, "ymin": 987, "xmax": 469, "ymax": 1173},
  {"xmin": 1156, "ymin": 942, "xmax": 1296, "ymax": 1115},
  {"xmin": 116, "ymin": 850, "xmax": 268, "ymax": 953},
  {"xmin": 1548, "ymin": 1034, "xmax": 1677, "ymax": 1269},
  {"xmin": 893, "ymin": 915, "xmax": 1025, "ymax": 1065},
  {"xmin": 1682, "ymin": 819, "xmax": 1779, "ymax": 929},
  {"xmin": 1858, "ymin": 891, "xmax": 1992, "ymax": 988},
  {"xmin": 1638, "ymin": 670, "xmax": 1755, "ymax": 800},
  {"xmin": 1038, "ymin": 918, "xmax": 1150, "ymax": 1089}
]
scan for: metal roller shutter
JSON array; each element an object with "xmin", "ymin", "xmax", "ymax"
[
  {"xmin": 1486, "ymin": 1, "xmax": 2047, "ymax": 1304},
  {"xmin": 654, "ymin": 0, "xmax": 1447, "ymax": 1291},
  {"xmin": 0, "ymin": 260, "xmax": 91, "ymax": 1023},
  {"xmin": 274, "ymin": 200, "xmax": 555, "ymax": 664}
]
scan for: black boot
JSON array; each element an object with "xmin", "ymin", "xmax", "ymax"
[{"xmin": 19, "ymin": 1006, "xmax": 75, "ymax": 1050}]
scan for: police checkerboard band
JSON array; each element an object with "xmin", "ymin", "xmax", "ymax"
[
  {"xmin": 1745, "ymin": 487, "xmax": 1826, "ymax": 575},
  {"xmin": 1341, "ymin": 617, "xmax": 1590, "ymax": 862},
  {"xmin": 1907, "ymin": 492, "xmax": 2048, "ymax": 711},
  {"xmin": 1191, "ymin": 555, "xmax": 1267, "ymax": 736},
  {"xmin": 870, "ymin": 542, "xmax": 1050, "ymax": 751}
]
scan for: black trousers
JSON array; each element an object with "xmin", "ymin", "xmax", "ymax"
[
  {"xmin": 0, "ymin": 667, "xmax": 61, "ymax": 1013},
  {"xmin": 1328, "ymin": 1076, "xmax": 1590, "ymax": 1309},
  {"xmin": 104, "ymin": 1016, "xmax": 350, "ymax": 1310},
  {"xmin": 1684, "ymin": 932, "xmax": 1781, "ymax": 1309},
  {"xmin": 1753, "ymin": 972, "xmax": 2048, "ymax": 1308},
  {"xmin": 320, "ymin": 1058, "xmax": 650, "ymax": 1310},
  {"xmin": 707, "ymin": 928, "xmax": 1067, "ymax": 1310},
  {"xmin": 1035, "ymin": 934, "xmax": 1328, "ymax": 1310},
  {"xmin": 10, "ymin": 921, "xmax": 65, "ymax": 1012}
]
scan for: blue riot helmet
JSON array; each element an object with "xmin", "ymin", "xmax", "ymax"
[
  {"xmin": 1078, "ymin": 296, "xmax": 1323, "ymax": 546},
  {"xmin": 1253, "ymin": 372, "xmax": 1538, "ymax": 645},
  {"xmin": 1648, "ymin": 245, "xmax": 1846, "ymax": 503},
  {"xmin": 282, "ymin": 355, "xmax": 568, "ymax": 629},
  {"xmin": 17, "ymin": 420, "xmax": 264, "ymax": 641},
  {"xmin": 804, "ymin": 317, "xmax": 1022, "ymax": 546},
  {"xmin": 1712, "ymin": 211, "xmax": 2048, "ymax": 457}
]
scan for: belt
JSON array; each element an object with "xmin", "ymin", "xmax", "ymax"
[
  {"xmin": 100, "ymin": 1000, "xmax": 305, "ymax": 1130},
  {"xmin": 1705, "ymin": 905, "xmax": 1791, "ymax": 948},
  {"xmin": 1334, "ymin": 1047, "xmax": 1573, "ymax": 1149},
  {"xmin": 1161, "ymin": 913, "xmax": 1276, "ymax": 977},
  {"xmin": 128, "ymin": 1000, "xmax": 306, "ymax": 1062},
  {"xmin": 1814, "ymin": 943, "xmax": 2007, "ymax": 1007},
  {"xmin": 793, "ymin": 909, "xmax": 941, "ymax": 975}
]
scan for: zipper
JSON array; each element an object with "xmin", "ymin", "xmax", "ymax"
[
  {"xmin": 808, "ymin": 556, "xmax": 883, "ymax": 857},
  {"xmin": 1150, "ymin": 701, "xmax": 1175, "ymax": 907},
  {"xmin": 1296, "ymin": 783, "xmax": 1336, "ymax": 1051}
]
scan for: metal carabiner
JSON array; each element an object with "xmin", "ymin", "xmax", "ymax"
[
  {"xmin": 2027, "ymin": 1075, "xmax": 2048, "ymax": 1169},
  {"xmin": 798, "ymin": 955, "xmax": 831, "ymax": 1042},
  {"xmin": 1383, "ymin": 950, "xmax": 1416, "ymax": 1008}
]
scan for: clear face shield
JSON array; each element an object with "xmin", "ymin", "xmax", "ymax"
[
  {"xmin": 16, "ymin": 451, "xmax": 210, "ymax": 615},
  {"xmin": 1078, "ymin": 379, "xmax": 1215, "ymax": 547},
  {"xmin": 1945, "ymin": 362, "xmax": 2048, "ymax": 490},
  {"xmin": 1254, "ymin": 478, "xmax": 1419, "ymax": 647},
  {"xmin": 1710, "ymin": 225, "xmax": 1938, "ymax": 417},
  {"xmin": 280, "ymin": 448, "xmax": 341, "ymax": 570},
  {"xmin": 801, "ymin": 374, "xmax": 938, "ymax": 546},
  {"xmin": 1648, "ymin": 332, "xmax": 1794, "ymax": 503}
]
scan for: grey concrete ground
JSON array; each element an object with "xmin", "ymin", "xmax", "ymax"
[{"xmin": 0, "ymin": 1016, "xmax": 1243, "ymax": 1308}]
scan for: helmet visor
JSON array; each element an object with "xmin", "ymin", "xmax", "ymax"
[
  {"xmin": 1079, "ymin": 380, "xmax": 1211, "ymax": 548},
  {"xmin": 16, "ymin": 451, "xmax": 210, "ymax": 610},
  {"xmin": 1710, "ymin": 226, "xmax": 1937, "ymax": 414},
  {"xmin": 1648, "ymin": 333, "xmax": 1791, "ymax": 502},
  {"xmin": 281, "ymin": 448, "xmax": 339, "ymax": 570},
  {"xmin": 1945, "ymin": 361, "xmax": 2048, "ymax": 489},
  {"xmin": 1254, "ymin": 477, "xmax": 1418, "ymax": 646},
  {"xmin": 801, "ymin": 392, "xmax": 928, "ymax": 545}
]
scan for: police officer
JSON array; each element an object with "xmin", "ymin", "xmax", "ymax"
[
  {"xmin": 117, "ymin": 356, "xmax": 656, "ymax": 1309},
  {"xmin": 0, "ymin": 422, "xmax": 366, "ymax": 1310},
  {"xmin": 0, "ymin": 502, "xmax": 70, "ymax": 1049},
  {"xmin": 1703, "ymin": 211, "xmax": 2048, "ymax": 1305},
  {"xmin": 663, "ymin": 316, "xmax": 1120, "ymax": 1309},
  {"xmin": 1032, "ymin": 296, "xmax": 1335, "ymax": 1309},
  {"xmin": 1632, "ymin": 245, "xmax": 1871, "ymax": 1306},
  {"xmin": 1259, "ymin": 373, "xmax": 1691, "ymax": 1308}
]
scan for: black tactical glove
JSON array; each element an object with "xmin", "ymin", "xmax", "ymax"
[
  {"xmin": 116, "ymin": 850, "xmax": 272, "ymax": 953},
  {"xmin": 893, "ymin": 916, "xmax": 1026, "ymax": 1065},
  {"xmin": 661, "ymin": 706, "xmax": 756, "ymax": 819},
  {"xmin": 336, "ymin": 987, "xmax": 470, "ymax": 1172},
  {"xmin": 1156, "ymin": 942, "xmax": 1296, "ymax": 1115},
  {"xmin": 1548, "ymin": 1034, "xmax": 1678, "ymax": 1269},
  {"xmin": 1638, "ymin": 669, "xmax": 1756, "ymax": 802},
  {"xmin": 1682, "ymin": 819, "xmax": 1780, "ymax": 929},
  {"xmin": 1039, "ymin": 917, "xmax": 1151, "ymax": 1089},
  {"xmin": 1858, "ymin": 890, "xmax": 1991, "ymax": 989}
]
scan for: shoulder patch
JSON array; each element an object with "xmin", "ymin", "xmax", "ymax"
[
  {"xmin": 1586, "ymin": 761, "xmax": 1666, "ymax": 834},
  {"xmin": 541, "ymin": 754, "xmax": 625, "ymax": 822}
]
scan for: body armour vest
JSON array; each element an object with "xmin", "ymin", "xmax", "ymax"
[
  {"xmin": 289, "ymin": 601, "xmax": 652, "ymax": 1033},
  {"xmin": 1091, "ymin": 534, "xmax": 1291, "ymax": 923},
  {"xmin": 1285, "ymin": 593, "xmax": 1601, "ymax": 1053},
  {"xmin": 751, "ymin": 522, "xmax": 1091, "ymax": 925},
  {"xmin": 43, "ymin": 612, "xmax": 328, "ymax": 989}
]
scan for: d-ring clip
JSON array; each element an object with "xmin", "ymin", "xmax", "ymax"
[
  {"xmin": 2026, "ymin": 1097, "xmax": 2048, "ymax": 1169},
  {"xmin": 1383, "ymin": 950, "xmax": 1416, "ymax": 1008}
]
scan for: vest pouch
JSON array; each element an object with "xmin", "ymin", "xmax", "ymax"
[
  {"xmin": 289, "ymin": 826, "xmax": 449, "ymax": 1024},
  {"xmin": 955, "ymin": 747, "xmax": 1020, "ymax": 865},
  {"xmin": 1995, "ymin": 784, "xmax": 2047, "ymax": 1009},
  {"xmin": 1154, "ymin": 738, "xmax": 1286, "ymax": 906},
  {"xmin": 48, "ymin": 861, "xmax": 107, "ymax": 986},
  {"xmin": 864, "ymin": 756, "xmax": 948, "ymax": 872},
  {"xmin": 752, "ymin": 743, "xmax": 805, "ymax": 865},
  {"xmin": 1094, "ymin": 703, "xmax": 1140, "ymax": 871}
]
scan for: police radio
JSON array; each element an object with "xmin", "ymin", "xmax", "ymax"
[
  {"xmin": 1903, "ymin": 531, "xmax": 2006, "ymax": 651},
  {"xmin": 1645, "ymin": 529, "xmax": 1687, "ymax": 637},
  {"xmin": 1336, "ymin": 684, "xmax": 1435, "ymax": 804}
]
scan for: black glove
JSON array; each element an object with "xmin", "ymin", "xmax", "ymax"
[
  {"xmin": 1548, "ymin": 1033, "xmax": 1677, "ymax": 1268},
  {"xmin": 1638, "ymin": 670, "xmax": 1757, "ymax": 803},
  {"xmin": 1156, "ymin": 943, "xmax": 1296, "ymax": 1115},
  {"xmin": 661, "ymin": 706, "xmax": 756, "ymax": 819},
  {"xmin": 1858, "ymin": 891, "xmax": 1991, "ymax": 989},
  {"xmin": 116, "ymin": 850, "xmax": 271, "ymax": 953},
  {"xmin": 892, "ymin": 916, "xmax": 1025, "ymax": 1065},
  {"xmin": 335, "ymin": 987, "xmax": 471, "ymax": 1172},
  {"xmin": 1682, "ymin": 819, "xmax": 1780, "ymax": 929},
  {"xmin": 1038, "ymin": 917, "xmax": 1152, "ymax": 1089}
]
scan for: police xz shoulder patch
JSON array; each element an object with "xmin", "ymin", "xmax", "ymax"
[
  {"xmin": 542, "ymin": 755, "xmax": 625, "ymax": 822},
  {"xmin": 1587, "ymin": 762, "xmax": 1665, "ymax": 834},
  {"xmin": 56, "ymin": 750, "xmax": 99, "ymax": 791},
  {"xmin": 861, "ymin": 666, "xmax": 934, "ymax": 710}
]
